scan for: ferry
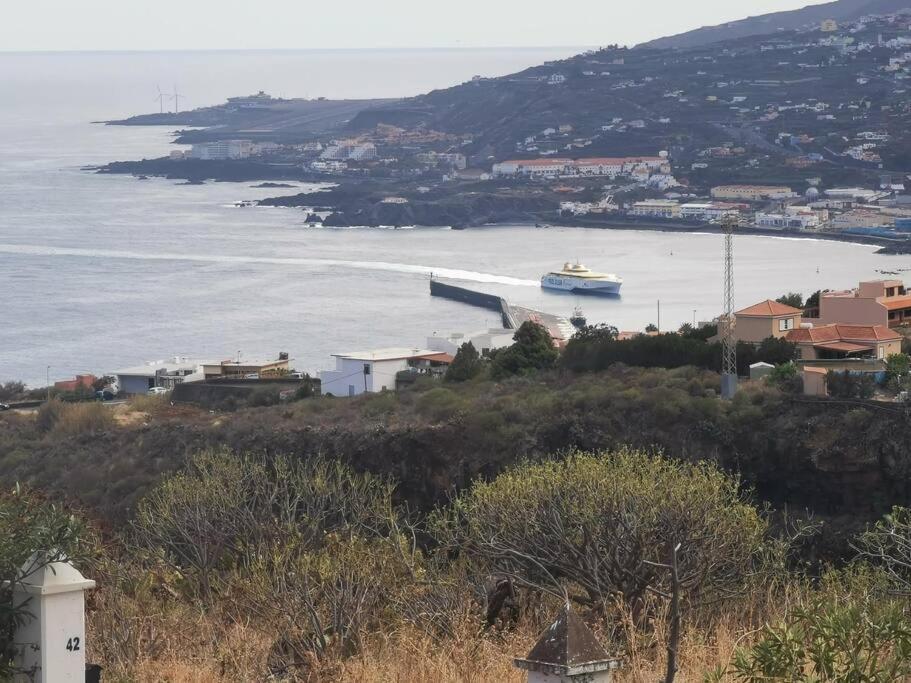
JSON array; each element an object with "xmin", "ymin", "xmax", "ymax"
[{"xmin": 541, "ymin": 262, "xmax": 622, "ymax": 295}]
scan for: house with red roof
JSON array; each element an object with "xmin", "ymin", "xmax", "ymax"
[
  {"xmin": 785, "ymin": 323, "xmax": 902, "ymax": 362},
  {"xmin": 731, "ymin": 299, "xmax": 803, "ymax": 344}
]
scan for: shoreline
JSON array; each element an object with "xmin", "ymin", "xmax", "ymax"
[
  {"xmin": 89, "ymin": 159, "xmax": 911, "ymax": 254},
  {"xmin": 547, "ymin": 216, "xmax": 910, "ymax": 252}
]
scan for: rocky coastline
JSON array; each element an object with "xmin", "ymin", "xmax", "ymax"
[{"xmin": 91, "ymin": 157, "xmax": 911, "ymax": 253}]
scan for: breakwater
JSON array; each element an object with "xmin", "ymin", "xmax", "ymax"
[{"xmin": 429, "ymin": 278, "xmax": 515, "ymax": 328}]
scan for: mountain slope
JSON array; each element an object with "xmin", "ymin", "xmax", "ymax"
[{"xmin": 639, "ymin": 0, "xmax": 910, "ymax": 49}]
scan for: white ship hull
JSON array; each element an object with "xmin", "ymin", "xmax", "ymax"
[{"xmin": 541, "ymin": 274, "xmax": 622, "ymax": 295}]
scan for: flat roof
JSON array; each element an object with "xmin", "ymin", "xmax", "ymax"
[
  {"xmin": 203, "ymin": 359, "xmax": 290, "ymax": 368},
  {"xmin": 113, "ymin": 360, "xmax": 206, "ymax": 377},
  {"xmin": 332, "ymin": 348, "xmax": 441, "ymax": 362}
]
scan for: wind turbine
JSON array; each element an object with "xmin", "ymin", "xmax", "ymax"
[
  {"xmin": 154, "ymin": 85, "xmax": 170, "ymax": 114},
  {"xmin": 171, "ymin": 84, "xmax": 183, "ymax": 114}
]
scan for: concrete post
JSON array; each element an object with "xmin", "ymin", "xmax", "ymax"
[{"xmin": 12, "ymin": 552, "xmax": 96, "ymax": 683}]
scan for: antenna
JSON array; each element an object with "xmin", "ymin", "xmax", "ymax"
[
  {"xmin": 721, "ymin": 214, "xmax": 738, "ymax": 399},
  {"xmin": 171, "ymin": 84, "xmax": 183, "ymax": 114}
]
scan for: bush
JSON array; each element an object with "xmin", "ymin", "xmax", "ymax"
[
  {"xmin": 445, "ymin": 342, "xmax": 483, "ymax": 382},
  {"xmin": 490, "ymin": 322, "xmax": 557, "ymax": 379},
  {"xmin": 132, "ymin": 451, "xmax": 394, "ymax": 601},
  {"xmin": 0, "ymin": 382, "xmax": 26, "ymax": 402},
  {"xmin": 826, "ymin": 371, "xmax": 876, "ymax": 399},
  {"xmin": 885, "ymin": 353, "xmax": 910, "ymax": 381},
  {"xmin": 731, "ymin": 595, "xmax": 911, "ymax": 682},
  {"xmin": 434, "ymin": 449, "xmax": 767, "ymax": 610},
  {"xmin": 767, "ymin": 363, "xmax": 802, "ymax": 394},
  {"xmin": 36, "ymin": 399, "xmax": 113, "ymax": 435}
]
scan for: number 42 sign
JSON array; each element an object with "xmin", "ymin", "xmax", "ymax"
[{"xmin": 66, "ymin": 636, "xmax": 81, "ymax": 652}]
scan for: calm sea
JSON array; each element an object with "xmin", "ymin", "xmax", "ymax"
[{"xmin": 1, "ymin": 49, "xmax": 908, "ymax": 386}]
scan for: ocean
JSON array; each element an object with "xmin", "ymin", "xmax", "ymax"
[{"xmin": 1, "ymin": 49, "xmax": 908, "ymax": 386}]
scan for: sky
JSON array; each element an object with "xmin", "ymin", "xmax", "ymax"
[{"xmin": 2, "ymin": 0, "xmax": 835, "ymax": 52}]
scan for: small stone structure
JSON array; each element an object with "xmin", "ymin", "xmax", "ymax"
[
  {"xmin": 514, "ymin": 604, "xmax": 621, "ymax": 682},
  {"xmin": 11, "ymin": 553, "xmax": 96, "ymax": 682}
]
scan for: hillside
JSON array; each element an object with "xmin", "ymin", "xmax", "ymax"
[
  {"xmin": 3, "ymin": 366, "xmax": 910, "ymax": 539},
  {"xmin": 639, "ymin": 0, "xmax": 911, "ymax": 49},
  {"xmin": 345, "ymin": 14, "xmax": 911, "ymax": 175}
]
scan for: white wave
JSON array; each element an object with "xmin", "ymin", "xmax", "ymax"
[{"xmin": 0, "ymin": 243, "xmax": 538, "ymax": 287}]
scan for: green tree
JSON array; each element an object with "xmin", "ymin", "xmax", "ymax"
[
  {"xmin": 445, "ymin": 341, "xmax": 483, "ymax": 382},
  {"xmin": 805, "ymin": 290, "xmax": 822, "ymax": 310},
  {"xmin": 767, "ymin": 362, "xmax": 801, "ymax": 394},
  {"xmin": 1, "ymin": 487, "xmax": 89, "ymax": 678},
  {"xmin": 885, "ymin": 353, "xmax": 910, "ymax": 382},
  {"xmin": 645, "ymin": 323, "xmax": 659, "ymax": 332},
  {"xmin": 826, "ymin": 370, "xmax": 876, "ymax": 399},
  {"xmin": 490, "ymin": 322, "xmax": 557, "ymax": 379},
  {"xmin": 775, "ymin": 292, "xmax": 804, "ymax": 309},
  {"xmin": 434, "ymin": 449, "xmax": 766, "ymax": 611}
]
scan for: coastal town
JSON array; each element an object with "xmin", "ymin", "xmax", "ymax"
[
  {"xmin": 10, "ymin": 272, "xmax": 908, "ymax": 412},
  {"xmin": 11, "ymin": 1, "xmax": 911, "ymax": 682},
  {"xmin": 97, "ymin": 8, "xmax": 911, "ymax": 242}
]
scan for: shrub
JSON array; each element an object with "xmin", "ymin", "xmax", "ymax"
[
  {"xmin": 767, "ymin": 362, "xmax": 801, "ymax": 394},
  {"xmin": 490, "ymin": 322, "xmax": 557, "ymax": 379},
  {"xmin": 854, "ymin": 506, "xmax": 911, "ymax": 594},
  {"xmin": 434, "ymin": 449, "xmax": 767, "ymax": 611},
  {"xmin": 885, "ymin": 353, "xmax": 910, "ymax": 381},
  {"xmin": 36, "ymin": 399, "xmax": 113, "ymax": 435},
  {"xmin": 826, "ymin": 371, "xmax": 876, "ymax": 399},
  {"xmin": 445, "ymin": 342, "xmax": 483, "ymax": 382},
  {"xmin": 132, "ymin": 451, "xmax": 394, "ymax": 601},
  {"xmin": 731, "ymin": 595, "xmax": 911, "ymax": 682}
]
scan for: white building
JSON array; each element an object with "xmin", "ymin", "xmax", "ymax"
[
  {"xmin": 189, "ymin": 140, "xmax": 254, "ymax": 161},
  {"xmin": 319, "ymin": 348, "xmax": 453, "ymax": 397},
  {"xmin": 680, "ymin": 203, "xmax": 741, "ymax": 221},
  {"xmin": 427, "ymin": 329, "xmax": 515, "ymax": 356},
  {"xmin": 630, "ymin": 199, "xmax": 680, "ymax": 218},
  {"xmin": 492, "ymin": 155, "xmax": 668, "ymax": 179},
  {"xmin": 112, "ymin": 358, "xmax": 207, "ymax": 395},
  {"xmin": 320, "ymin": 142, "xmax": 377, "ymax": 161},
  {"xmin": 755, "ymin": 209, "xmax": 820, "ymax": 230}
]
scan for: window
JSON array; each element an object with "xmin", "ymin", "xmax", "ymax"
[
  {"xmin": 778, "ymin": 317, "xmax": 795, "ymax": 332},
  {"xmin": 879, "ymin": 346, "xmax": 885, "ymax": 359}
]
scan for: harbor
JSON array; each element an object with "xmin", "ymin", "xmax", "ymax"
[{"xmin": 430, "ymin": 276, "xmax": 575, "ymax": 344}]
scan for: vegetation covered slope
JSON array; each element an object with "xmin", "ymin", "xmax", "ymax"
[{"xmin": 2, "ymin": 365, "xmax": 910, "ymax": 532}]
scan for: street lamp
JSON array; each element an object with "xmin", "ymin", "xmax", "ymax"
[{"xmin": 46, "ymin": 365, "xmax": 51, "ymax": 402}]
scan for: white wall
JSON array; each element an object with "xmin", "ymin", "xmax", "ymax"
[{"xmin": 320, "ymin": 357, "xmax": 410, "ymax": 396}]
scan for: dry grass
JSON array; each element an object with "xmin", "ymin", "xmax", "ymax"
[
  {"xmin": 36, "ymin": 399, "xmax": 113, "ymax": 435},
  {"xmin": 87, "ymin": 582, "xmax": 791, "ymax": 683}
]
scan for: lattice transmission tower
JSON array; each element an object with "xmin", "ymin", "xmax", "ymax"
[{"xmin": 721, "ymin": 215, "xmax": 738, "ymax": 399}]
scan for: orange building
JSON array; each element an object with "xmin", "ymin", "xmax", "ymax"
[
  {"xmin": 731, "ymin": 300, "xmax": 803, "ymax": 344},
  {"xmin": 818, "ymin": 280, "xmax": 911, "ymax": 328},
  {"xmin": 54, "ymin": 374, "xmax": 97, "ymax": 392}
]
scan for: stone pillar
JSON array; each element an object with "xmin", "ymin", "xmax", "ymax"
[{"xmin": 12, "ymin": 553, "xmax": 96, "ymax": 682}]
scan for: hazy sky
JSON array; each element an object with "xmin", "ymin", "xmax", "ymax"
[{"xmin": 4, "ymin": 0, "xmax": 832, "ymax": 51}]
